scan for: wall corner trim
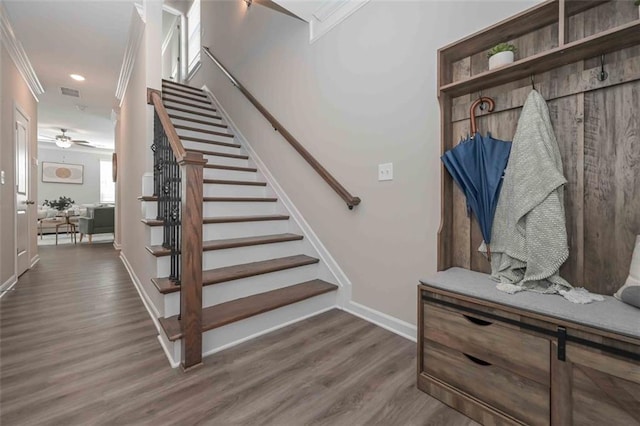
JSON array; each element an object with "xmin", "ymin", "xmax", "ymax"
[
  {"xmin": 0, "ymin": 3, "xmax": 44, "ymax": 101},
  {"xmin": 115, "ymin": 7, "xmax": 146, "ymax": 105},
  {"xmin": 201, "ymin": 85, "xmax": 353, "ymax": 308}
]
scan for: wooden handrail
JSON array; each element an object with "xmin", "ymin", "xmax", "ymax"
[
  {"xmin": 202, "ymin": 46, "xmax": 361, "ymax": 210},
  {"xmin": 147, "ymin": 88, "xmax": 188, "ymax": 163}
]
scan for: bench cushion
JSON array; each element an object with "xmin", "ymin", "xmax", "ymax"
[{"xmin": 420, "ymin": 267, "xmax": 640, "ymax": 340}]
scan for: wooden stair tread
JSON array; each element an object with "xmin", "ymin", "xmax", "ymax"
[
  {"xmin": 159, "ymin": 279, "xmax": 337, "ymax": 340},
  {"xmin": 180, "ymin": 136, "xmax": 240, "ymax": 149},
  {"xmin": 163, "ymin": 98, "xmax": 216, "ymax": 111},
  {"xmin": 204, "ymin": 164, "xmax": 257, "ymax": 172},
  {"xmin": 165, "ymin": 106, "xmax": 221, "ymax": 120},
  {"xmin": 138, "ymin": 195, "xmax": 276, "ymax": 203},
  {"xmin": 168, "ymin": 114, "xmax": 227, "ymax": 128},
  {"xmin": 163, "ymin": 94, "xmax": 212, "ymax": 106},
  {"xmin": 188, "ymin": 149, "xmax": 249, "ymax": 160},
  {"xmin": 204, "ymin": 179, "xmax": 266, "ymax": 186},
  {"xmin": 153, "ymin": 254, "xmax": 319, "ymax": 295},
  {"xmin": 162, "ymin": 80, "xmax": 204, "ymax": 92},
  {"xmin": 162, "ymin": 88, "xmax": 207, "ymax": 99},
  {"xmin": 143, "ymin": 214, "xmax": 289, "ymax": 227},
  {"xmin": 146, "ymin": 233, "xmax": 303, "ymax": 257},
  {"xmin": 203, "ymin": 214, "xmax": 289, "ymax": 224}
]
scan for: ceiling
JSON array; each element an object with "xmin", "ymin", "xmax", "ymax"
[{"xmin": 3, "ymin": 0, "xmax": 136, "ymax": 150}]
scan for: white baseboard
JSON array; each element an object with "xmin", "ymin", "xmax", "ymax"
[
  {"xmin": 343, "ymin": 301, "xmax": 417, "ymax": 342},
  {"xmin": 200, "ymin": 85, "xmax": 353, "ymax": 308},
  {"xmin": 202, "ymin": 305, "xmax": 337, "ymax": 359},
  {"xmin": 113, "ymin": 241, "xmax": 122, "ymax": 250},
  {"xmin": 119, "ymin": 252, "xmax": 177, "ymax": 367},
  {"xmin": 157, "ymin": 335, "xmax": 180, "ymax": 368},
  {"xmin": 0, "ymin": 275, "xmax": 18, "ymax": 299},
  {"xmin": 30, "ymin": 254, "xmax": 40, "ymax": 268}
]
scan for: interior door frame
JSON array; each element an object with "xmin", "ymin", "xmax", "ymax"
[
  {"xmin": 14, "ymin": 101, "xmax": 31, "ymax": 277},
  {"xmin": 162, "ymin": 3, "xmax": 187, "ymax": 83}
]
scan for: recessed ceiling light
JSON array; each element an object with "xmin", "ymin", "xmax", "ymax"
[{"xmin": 70, "ymin": 74, "xmax": 85, "ymax": 81}]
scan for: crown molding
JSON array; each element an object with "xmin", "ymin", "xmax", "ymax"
[
  {"xmin": 115, "ymin": 7, "xmax": 145, "ymax": 105},
  {"xmin": 0, "ymin": 2, "xmax": 44, "ymax": 101}
]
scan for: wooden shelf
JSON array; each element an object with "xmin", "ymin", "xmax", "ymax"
[{"xmin": 440, "ymin": 20, "xmax": 640, "ymax": 97}]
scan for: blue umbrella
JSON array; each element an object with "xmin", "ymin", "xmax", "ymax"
[{"xmin": 441, "ymin": 97, "xmax": 511, "ymax": 260}]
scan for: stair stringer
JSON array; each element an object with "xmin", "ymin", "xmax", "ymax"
[{"xmin": 200, "ymin": 85, "xmax": 353, "ymax": 308}]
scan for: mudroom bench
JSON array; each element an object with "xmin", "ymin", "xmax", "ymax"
[{"xmin": 417, "ymin": 268, "xmax": 640, "ymax": 426}]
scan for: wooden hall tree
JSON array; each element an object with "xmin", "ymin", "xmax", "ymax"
[{"xmin": 419, "ymin": 1, "xmax": 640, "ymax": 425}]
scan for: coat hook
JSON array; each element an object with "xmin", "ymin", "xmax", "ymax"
[
  {"xmin": 477, "ymin": 90, "xmax": 488, "ymax": 111},
  {"xmin": 597, "ymin": 54, "xmax": 608, "ymax": 82},
  {"xmin": 530, "ymin": 74, "xmax": 536, "ymax": 91}
]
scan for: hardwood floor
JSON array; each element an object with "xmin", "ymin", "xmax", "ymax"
[{"xmin": 0, "ymin": 244, "xmax": 477, "ymax": 426}]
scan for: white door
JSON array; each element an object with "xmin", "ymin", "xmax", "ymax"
[{"xmin": 15, "ymin": 108, "xmax": 31, "ymax": 277}]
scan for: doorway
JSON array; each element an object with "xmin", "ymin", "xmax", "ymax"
[{"xmin": 15, "ymin": 105, "xmax": 32, "ymax": 277}]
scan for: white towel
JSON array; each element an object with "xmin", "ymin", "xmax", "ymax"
[{"xmin": 480, "ymin": 90, "xmax": 602, "ymax": 304}]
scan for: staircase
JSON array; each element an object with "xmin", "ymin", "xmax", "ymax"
[{"xmin": 141, "ymin": 80, "xmax": 339, "ymax": 368}]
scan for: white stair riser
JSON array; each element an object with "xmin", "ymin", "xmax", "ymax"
[
  {"xmin": 150, "ymin": 219, "xmax": 290, "ymax": 245},
  {"xmin": 176, "ymin": 127, "xmax": 233, "ymax": 139},
  {"xmin": 169, "ymin": 292, "xmax": 337, "ymax": 364},
  {"xmin": 181, "ymin": 139, "xmax": 242, "ymax": 155},
  {"xmin": 203, "ymin": 220, "xmax": 290, "ymax": 241},
  {"xmin": 156, "ymin": 239, "xmax": 309, "ymax": 278},
  {"xmin": 170, "ymin": 117, "xmax": 226, "ymax": 129},
  {"xmin": 204, "ymin": 183, "xmax": 267, "ymax": 198},
  {"xmin": 166, "ymin": 110, "xmax": 223, "ymax": 126},
  {"xmin": 163, "ymin": 100, "xmax": 215, "ymax": 115},
  {"xmin": 203, "ymin": 200, "xmax": 278, "ymax": 216},
  {"xmin": 163, "ymin": 264, "xmax": 327, "ymax": 316},
  {"xmin": 203, "ymin": 168, "xmax": 257, "ymax": 181},
  {"xmin": 200, "ymin": 292, "xmax": 336, "ymax": 357},
  {"xmin": 144, "ymin": 202, "xmax": 157, "ymax": 219},
  {"xmin": 203, "ymin": 155, "xmax": 249, "ymax": 168}
]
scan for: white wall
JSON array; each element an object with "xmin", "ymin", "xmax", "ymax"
[
  {"xmin": 189, "ymin": 0, "xmax": 539, "ymax": 325},
  {"xmin": 37, "ymin": 144, "xmax": 113, "ymax": 205}
]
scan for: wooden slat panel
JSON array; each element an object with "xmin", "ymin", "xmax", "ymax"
[{"xmin": 583, "ymin": 81, "xmax": 640, "ymax": 295}]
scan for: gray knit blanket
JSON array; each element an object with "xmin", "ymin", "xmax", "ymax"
[{"xmin": 480, "ymin": 90, "xmax": 602, "ymax": 304}]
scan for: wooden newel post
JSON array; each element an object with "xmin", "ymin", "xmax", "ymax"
[{"xmin": 179, "ymin": 151, "xmax": 206, "ymax": 371}]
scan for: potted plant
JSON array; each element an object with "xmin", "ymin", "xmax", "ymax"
[
  {"xmin": 487, "ymin": 43, "xmax": 517, "ymax": 70},
  {"xmin": 43, "ymin": 196, "xmax": 75, "ymax": 212}
]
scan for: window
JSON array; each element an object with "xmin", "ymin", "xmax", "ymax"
[
  {"xmin": 187, "ymin": 0, "xmax": 201, "ymax": 77},
  {"xmin": 100, "ymin": 160, "xmax": 115, "ymax": 204}
]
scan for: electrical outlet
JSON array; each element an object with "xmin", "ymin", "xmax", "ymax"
[
  {"xmin": 378, "ymin": 163, "xmax": 393, "ymax": 181},
  {"xmin": 0, "ymin": 170, "xmax": 4, "ymax": 185}
]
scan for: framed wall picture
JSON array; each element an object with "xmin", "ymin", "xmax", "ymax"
[{"xmin": 42, "ymin": 161, "xmax": 83, "ymax": 184}]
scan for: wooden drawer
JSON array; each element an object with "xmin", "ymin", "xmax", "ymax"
[
  {"xmin": 423, "ymin": 301, "xmax": 550, "ymax": 385},
  {"xmin": 423, "ymin": 339, "xmax": 550, "ymax": 426}
]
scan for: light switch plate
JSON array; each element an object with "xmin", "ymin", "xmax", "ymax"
[{"xmin": 378, "ymin": 163, "xmax": 393, "ymax": 181}]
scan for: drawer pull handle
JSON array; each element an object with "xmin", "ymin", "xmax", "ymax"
[
  {"xmin": 463, "ymin": 353, "xmax": 492, "ymax": 366},
  {"xmin": 463, "ymin": 315, "xmax": 492, "ymax": 326}
]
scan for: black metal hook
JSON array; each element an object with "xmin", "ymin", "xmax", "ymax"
[
  {"xmin": 478, "ymin": 90, "xmax": 487, "ymax": 111},
  {"xmin": 597, "ymin": 54, "xmax": 608, "ymax": 82},
  {"xmin": 530, "ymin": 74, "xmax": 536, "ymax": 91}
]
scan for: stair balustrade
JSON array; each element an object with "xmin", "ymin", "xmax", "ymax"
[{"xmin": 147, "ymin": 88, "xmax": 207, "ymax": 370}]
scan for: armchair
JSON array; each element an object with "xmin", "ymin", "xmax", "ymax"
[{"xmin": 78, "ymin": 206, "xmax": 115, "ymax": 243}]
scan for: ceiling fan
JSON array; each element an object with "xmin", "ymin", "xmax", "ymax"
[{"xmin": 44, "ymin": 129, "xmax": 95, "ymax": 149}]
